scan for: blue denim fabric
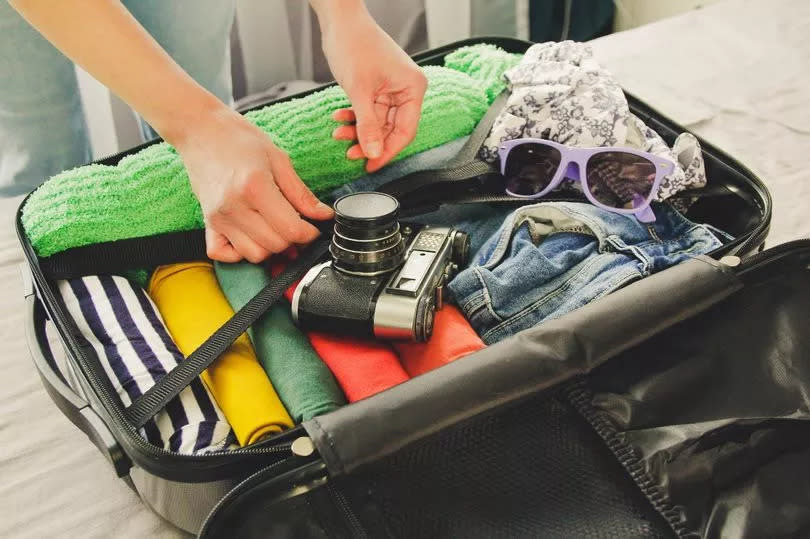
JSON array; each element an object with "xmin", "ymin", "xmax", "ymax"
[
  {"xmin": 0, "ymin": 0, "xmax": 235, "ymax": 196},
  {"xmin": 329, "ymin": 136, "xmax": 469, "ymax": 199},
  {"xmin": 447, "ymin": 201, "xmax": 724, "ymax": 344},
  {"xmin": 330, "ymin": 136, "xmax": 515, "ymax": 255}
]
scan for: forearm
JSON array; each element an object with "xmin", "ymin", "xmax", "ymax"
[
  {"xmin": 9, "ymin": 0, "xmax": 222, "ymax": 147},
  {"xmin": 309, "ymin": 0, "xmax": 369, "ymax": 34}
]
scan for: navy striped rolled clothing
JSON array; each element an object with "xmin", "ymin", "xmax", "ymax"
[{"xmin": 57, "ymin": 275, "xmax": 236, "ymax": 454}]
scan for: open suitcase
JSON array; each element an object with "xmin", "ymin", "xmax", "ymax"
[{"xmin": 17, "ymin": 38, "xmax": 810, "ymax": 538}]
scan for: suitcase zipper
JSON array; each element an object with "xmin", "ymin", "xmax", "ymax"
[
  {"xmin": 734, "ymin": 238, "xmax": 810, "ymax": 275},
  {"xmin": 198, "ymin": 457, "xmax": 293, "ymax": 536},
  {"xmin": 567, "ymin": 382, "xmax": 688, "ymax": 537},
  {"xmin": 327, "ymin": 483, "xmax": 368, "ymax": 538},
  {"xmin": 198, "ymin": 445, "xmax": 327, "ymax": 538}
]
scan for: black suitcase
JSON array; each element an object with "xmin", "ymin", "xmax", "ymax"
[{"xmin": 20, "ymin": 38, "xmax": 808, "ymax": 538}]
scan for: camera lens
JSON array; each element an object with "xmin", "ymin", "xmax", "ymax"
[{"xmin": 331, "ymin": 192, "xmax": 406, "ymax": 276}]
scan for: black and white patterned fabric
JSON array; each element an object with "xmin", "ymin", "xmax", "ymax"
[
  {"xmin": 57, "ymin": 275, "xmax": 237, "ymax": 454},
  {"xmin": 480, "ymin": 41, "xmax": 706, "ymax": 201}
]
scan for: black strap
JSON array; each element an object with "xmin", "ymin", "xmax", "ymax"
[
  {"xmin": 38, "ymin": 230, "xmax": 208, "ymax": 280},
  {"xmin": 38, "ymin": 219, "xmax": 334, "ymax": 281},
  {"xmin": 378, "ymin": 91, "xmax": 508, "ymax": 199},
  {"xmin": 125, "ymin": 236, "xmax": 331, "ymax": 428}
]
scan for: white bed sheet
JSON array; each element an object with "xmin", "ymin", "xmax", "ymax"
[
  {"xmin": 2, "ymin": 0, "xmax": 808, "ymax": 536},
  {"xmin": 590, "ymin": 0, "xmax": 810, "ymax": 247}
]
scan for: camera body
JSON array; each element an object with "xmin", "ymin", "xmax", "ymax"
[{"xmin": 291, "ymin": 192, "xmax": 469, "ymax": 342}]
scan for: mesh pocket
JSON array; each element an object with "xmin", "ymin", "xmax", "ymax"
[{"xmin": 338, "ymin": 392, "xmax": 674, "ymax": 538}]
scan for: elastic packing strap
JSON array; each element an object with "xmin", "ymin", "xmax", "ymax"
[
  {"xmin": 39, "ymin": 230, "xmax": 208, "ymax": 280},
  {"xmin": 125, "ymin": 235, "xmax": 331, "ymax": 428}
]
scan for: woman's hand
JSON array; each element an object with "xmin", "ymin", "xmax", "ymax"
[
  {"xmin": 175, "ymin": 105, "xmax": 333, "ymax": 263},
  {"xmin": 312, "ymin": 0, "xmax": 427, "ymax": 173}
]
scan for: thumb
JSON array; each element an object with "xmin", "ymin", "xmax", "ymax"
[
  {"xmin": 272, "ymin": 153, "xmax": 334, "ymax": 220},
  {"xmin": 351, "ymin": 92, "xmax": 385, "ymax": 160}
]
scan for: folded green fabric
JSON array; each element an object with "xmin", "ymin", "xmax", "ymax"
[
  {"xmin": 214, "ymin": 260, "xmax": 346, "ymax": 423},
  {"xmin": 22, "ymin": 44, "xmax": 521, "ymax": 258},
  {"xmin": 444, "ymin": 44, "xmax": 523, "ymax": 102}
]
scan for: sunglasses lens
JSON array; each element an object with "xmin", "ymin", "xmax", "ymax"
[
  {"xmin": 586, "ymin": 152, "xmax": 657, "ymax": 209},
  {"xmin": 503, "ymin": 143, "xmax": 562, "ymax": 196}
]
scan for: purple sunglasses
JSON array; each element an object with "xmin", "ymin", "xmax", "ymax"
[{"xmin": 497, "ymin": 138, "xmax": 676, "ymax": 223}]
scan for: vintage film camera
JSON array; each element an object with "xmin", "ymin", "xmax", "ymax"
[{"xmin": 292, "ymin": 192, "xmax": 469, "ymax": 342}]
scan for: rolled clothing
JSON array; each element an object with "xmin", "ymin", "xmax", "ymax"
[
  {"xmin": 56, "ymin": 275, "xmax": 237, "ymax": 454},
  {"xmin": 214, "ymin": 260, "xmax": 346, "ymax": 423},
  {"xmin": 478, "ymin": 41, "xmax": 707, "ymax": 202},
  {"xmin": 448, "ymin": 201, "xmax": 724, "ymax": 344},
  {"xmin": 270, "ymin": 257, "xmax": 410, "ymax": 402},
  {"xmin": 148, "ymin": 262, "xmax": 293, "ymax": 446},
  {"xmin": 393, "ymin": 305, "xmax": 485, "ymax": 377},
  {"xmin": 306, "ymin": 332, "xmax": 411, "ymax": 403}
]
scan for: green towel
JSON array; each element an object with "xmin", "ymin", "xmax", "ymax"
[
  {"xmin": 22, "ymin": 44, "xmax": 521, "ymax": 258},
  {"xmin": 214, "ymin": 260, "xmax": 346, "ymax": 423},
  {"xmin": 444, "ymin": 44, "xmax": 522, "ymax": 102}
]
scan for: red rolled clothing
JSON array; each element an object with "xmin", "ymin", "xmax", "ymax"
[
  {"xmin": 269, "ymin": 254, "xmax": 410, "ymax": 402},
  {"xmin": 393, "ymin": 304, "xmax": 485, "ymax": 377}
]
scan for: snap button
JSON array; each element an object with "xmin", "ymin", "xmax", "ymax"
[
  {"xmin": 719, "ymin": 255, "xmax": 741, "ymax": 267},
  {"xmin": 291, "ymin": 436, "xmax": 316, "ymax": 457}
]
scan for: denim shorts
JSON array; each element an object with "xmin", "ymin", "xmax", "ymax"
[{"xmin": 447, "ymin": 201, "xmax": 725, "ymax": 344}]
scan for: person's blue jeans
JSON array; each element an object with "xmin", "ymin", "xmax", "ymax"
[
  {"xmin": 447, "ymin": 201, "xmax": 725, "ymax": 344},
  {"xmin": 0, "ymin": 0, "xmax": 235, "ymax": 196}
]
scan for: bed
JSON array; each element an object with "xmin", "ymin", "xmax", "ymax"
[{"xmin": 1, "ymin": 0, "xmax": 808, "ymax": 536}]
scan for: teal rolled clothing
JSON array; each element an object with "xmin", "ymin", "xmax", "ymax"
[{"xmin": 214, "ymin": 261, "xmax": 346, "ymax": 423}]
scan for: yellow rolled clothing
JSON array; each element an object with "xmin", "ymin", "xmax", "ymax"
[{"xmin": 148, "ymin": 262, "xmax": 293, "ymax": 446}]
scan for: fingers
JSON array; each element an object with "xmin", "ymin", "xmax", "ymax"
[
  {"xmin": 365, "ymin": 98, "xmax": 422, "ymax": 172},
  {"xmin": 221, "ymin": 225, "xmax": 270, "ymax": 264},
  {"xmin": 332, "ymin": 124, "xmax": 357, "ymax": 141},
  {"xmin": 229, "ymin": 208, "xmax": 287, "ymax": 253},
  {"xmin": 270, "ymin": 154, "xmax": 334, "ymax": 223},
  {"xmin": 350, "ymin": 92, "xmax": 386, "ymax": 160},
  {"xmin": 332, "ymin": 109, "xmax": 364, "ymax": 159},
  {"xmin": 205, "ymin": 228, "xmax": 242, "ymax": 263},
  {"xmin": 332, "ymin": 108, "xmax": 356, "ymax": 123},
  {"xmin": 346, "ymin": 144, "xmax": 365, "ymax": 160},
  {"xmin": 206, "ymin": 164, "xmax": 331, "ymax": 264}
]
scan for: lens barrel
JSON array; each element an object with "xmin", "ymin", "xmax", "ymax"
[{"xmin": 331, "ymin": 192, "xmax": 407, "ymax": 275}]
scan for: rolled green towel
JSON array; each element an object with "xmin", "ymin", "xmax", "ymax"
[
  {"xmin": 22, "ymin": 44, "xmax": 521, "ymax": 258},
  {"xmin": 214, "ymin": 260, "xmax": 346, "ymax": 423},
  {"xmin": 444, "ymin": 44, "xmax": 523, "ymax": 102}
]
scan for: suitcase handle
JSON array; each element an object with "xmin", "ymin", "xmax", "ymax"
[{"xmin": 22, "ymin": 265, "xmax": 131, "ymax": 477}]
